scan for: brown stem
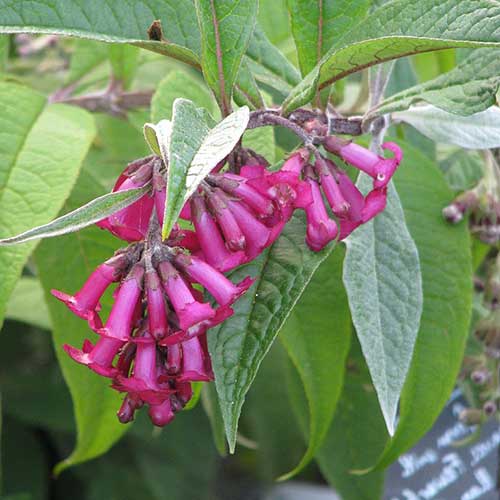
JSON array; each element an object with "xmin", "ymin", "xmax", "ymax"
[{"xmin": 50, "ymin": 82, "xmax": 153, "ymax": 118}]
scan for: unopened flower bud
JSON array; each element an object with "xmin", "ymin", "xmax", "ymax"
[
  {"xmin": 471, "ymin": 369, "xmax": 491, "ymax": 385},
  {"xmin": 483, "ymin": 400, "xmax": 497, "ymax": 417},
  {"xmin": 459, "ymin": 408, "xmax": 484, "ymax": 425}
]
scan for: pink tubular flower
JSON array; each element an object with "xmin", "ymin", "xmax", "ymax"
[
  {"xmin": 323, "ymin": 137, "xmax": 402, "ymax": 189},
  {"xmin": 98, "ymin": 264, "xmax": 144, "ymax": 341},
  {"xmin": 206, "ymin": 189, "xmax": 246, "ymax": 251},
  {"xmin": 304, "ymin": 169, "xmax": 338, "ymax": 252},
  {"xmin": 97, "ymin": 160, "xmax": 155, "ymax": 242},
  {"xmin": 64, "ymin": 337, "xmax": 124, "ymax": 378},
  {"xmin": 145, "ymin": 269, "xmax": 169, "ymax": 340},
  {"xmin": 148, "ymin": 397, "xmax": 176, "ymax": 427},
  {"xmin": 209, "ymin": 172, "xmax": 275, "ymax": 218},
  {"xmin": 190, "ymin": 193, "xmax": 246, "ymax": 272},
  {"xmin": 174, "ymin": 253, "xmax": 254, "ymax": 306},
  {"xmin": 51, "ymin": 252, "xmax": 130, "ymax": 323},
  {"xmin": 177, "ymin": 336, "xmax": 213, "ymax": 382},
  {"xmin": 157, "ymin": 260, "xmax": 216, "ymax": 330},
  {"xmin": 113, "ymin": 333, "xmax": 172, "ymax": 405}
]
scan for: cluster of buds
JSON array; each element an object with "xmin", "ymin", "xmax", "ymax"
[
  {"xmin": 53, "ymin": 130, "xmax": 403, "ymax": 426},
  {"xmin": 443, "ymin": 152, "xmax": 500, "ymax": 244},
  {"xmin": 459, "ymin": 253, "xmax": 500, "ymax": 426}
]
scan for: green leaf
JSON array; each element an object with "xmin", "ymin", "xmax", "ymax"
[
  {"xmin": 108, "ymin": 44, "xmax": 140, "ymax": 89},
  {"xmin": 343, "ymin": 179, "xmax": 422, "ymax": 436},
  {"xmin": 5, "ymin": 277, "xmax": 51, "ymax": 330},
  {"xmin": 162, "ymin": 101, "xmax": 249, "ymax": 240},
  {"xmin": 0, "ymin": 184, "xmax": 149, "ymax": 246},
  {"xmin": 234, "ymin": 60, "xmax": 265, "ymax": 109},
  {"xmin": 65, "ymin": 39, "xmax": 109, "ymax": 86},
  {"xmin": 369, "ymin": 49, "xmax": 500, "ymax": 118},
  {"xmin": 440, "ymin": 150, "xmax": 484, "ymax": 191},
  {"xmin": 0, "ymin": 0, "xmax": 200, "ymax": 66},
  {"xmin": 287, "ymin": 338, "xmax": 388, "ymax": 499},
  {"xmin": 194, "ymin": 0, "xmax": 258, "ymax": 114},
  {"xmin": 246, "ymin": 341, "xmax": 305, "ymax": 479},
  {"xmin": 287, "ymin": 0, "xmax": 370, "ymax": 77},
  {"xmin": 279, "ymin": 247, "xmax": 351, "ymax": 479},
  {"xmin": 374, "ymin": 139, "xmax": 472, "ymax": 468},
  {"xmin": 258, "ymin": 0, "xmax": 290, "ymax": 46},
  {"xmin": 283, "ymin": 0, "xmax": 500, "ymax": 112},
  {"xmin": 242, "ymin": 126, "xmax": 276, "ymax": 165},
  {"xmin": 35, "ymin": 170, "xmax": 130, "ymax": 473},
  {"xmin": 246, "ymin": 26, "xmax": 301, "ymax": 92},
  {"xmin": 151, "ymin": 70, "xmax": 216, "ymax": 124},
  {"xmin": 208, "ymin": 213, "xmax": 333, "ymax": 452},
  {"xmin": 201, "ymin": 383, "xmax": 227, "ymax": 456},
  {"xmin": 394, "ymin": 104, "xmax": 500, "ymax": 149},
  {"xmin": 143, "ymin": 120, "xmax": 171, "ymax": 159},
  {"xmin": 184, "ymin": 382, "xmax": 203, "ymax": 411},
  {"xmin": 0, "ymin": 82, "xmax": 95, "ymax": 330}
]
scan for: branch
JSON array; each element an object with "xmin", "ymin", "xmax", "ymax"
[{"xmin": 50, "ymin": 80, "xmax": 153, "ymax": 118}]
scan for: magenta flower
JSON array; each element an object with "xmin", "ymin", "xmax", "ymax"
[
  {"xmin": 206, "ymin": 188, "xmax": 246, "ymax": 251},
  {"xmin": 113, "ymin": 333, "xmax": 172, "ymax": 405},
  {"xmin": 51, "ymin": 252, "xmax": 131, "ymax": 323},
  {"xmin": 97, "ymin": 160, "xmax": 155, "ymax": 242},
  {"xmin": 304, "ymin": 169, "xmax": 339, "ymax": 251},
  {"xmin": 209, "ymin": 172, "xmax": 275, "ymax": 218},
  {"xmin": 324, "ymin": 137, "xmax": 402, "ymax": 189},
  {"xmin": 148, "ymin": 398, "xmax": 176, "ymax": 427},
  {"xmin": 190, "ymin": 193, "xmax": 246, "ymax": 272},
  {"xmin": 64, "ymin": 337, "xmax": 124, "ymax": 378},
  {"xmin": 176, "ymin": 336, "xmax": 213, "ymax": 382},
  {"xmin": 157, "ymin": 260, "xmax": 216, "ymax": 330},
  {"xmin": 145, "ymin": 269, "xmax": 169, "ymax": 340},
  {"xmin": 97, "ymin": 263, "xmax": 144, "ymax": 341},
  {"xmin": 174, "ymin": 253, "xmax": 254, "ymax": 306}
]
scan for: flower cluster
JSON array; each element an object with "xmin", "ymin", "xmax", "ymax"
[{"xmin": 54, "ymin": 134, "xmax": 402, "ymax": 426}]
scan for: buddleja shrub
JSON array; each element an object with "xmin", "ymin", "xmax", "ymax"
[{"xmin": 0, "ymin": 0, "xmax": 499, "ymax": 497}]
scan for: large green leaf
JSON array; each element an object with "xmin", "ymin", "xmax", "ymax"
[
  {"xmin": 374, "ymin": 139, "xmax": 472, "ymax": 468},
  {"xmin": 194, "ymin": 0, "xmax": 258, "ymax": 114},
  {"xmin": 279, "ymin": 247, "xmax": 351, "ymax": 479},
  {"xmin": 0, "ymin": 82, "xmax": 95, "ymax": 330},
  {"xmin": 283, "ymin": 0, "xmax": 500, "ymax": 112},
  {"xmin": 369, "ymin": 49, "xmax": 500, "ymax": 118},
  {"xmin": 287, "ymin": 337, "xmax": 388, "ymax": 500},
  {"xmin": 0, "ymin": 0, "xmax": 200, "ymax": 66},
  {"xmin": 287, "ymin": 0, "xmax": 370, "ymax": 76},
  {"xmin": 108, "ymin": 44, "xmax": 140, "ymax": 89},
  {"xmin": 151, "ymin": 70, "xmax": 216, "ymax": 123},
  {"xmin": 208, "ymin": 213, "xmax": 333, "ymax": 452},
  {"xmin": 343, "ymin": 178, "xmax": 422, "ymax": 436},
  {"xmin": 65, "ymin": 39, "xmax": 109, "ymax": 86},
  {"xmin": 246, "ymin": 26, "xmax": 301, "ymax": 93},
  {"xmin": 5, "ymin": 277, "xmax": 50, "ymax": 330},
  {"xmin": 162, "ymin": 100, "xmax": 249, "ymax": 239}
]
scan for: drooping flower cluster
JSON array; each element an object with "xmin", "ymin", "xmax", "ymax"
[
  {"xmin": 54, "ymin": 133, "xmax": 403, "ymax": 426},
  {"xmin": 53, "ymin": 236, "xmax": 252, "ymax": 425}
]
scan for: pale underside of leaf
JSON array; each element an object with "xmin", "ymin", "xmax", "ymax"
[
  {"xmin": 343, "ymin": 177, "xmax": 422, "ymax": 436},
  {"xmin": 393, "ymin": 104, "xmax": 500, "ymax": 149},
  {"xmin": 0, "ymin": 185, "xmax": 149, "ymax": 246}
]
